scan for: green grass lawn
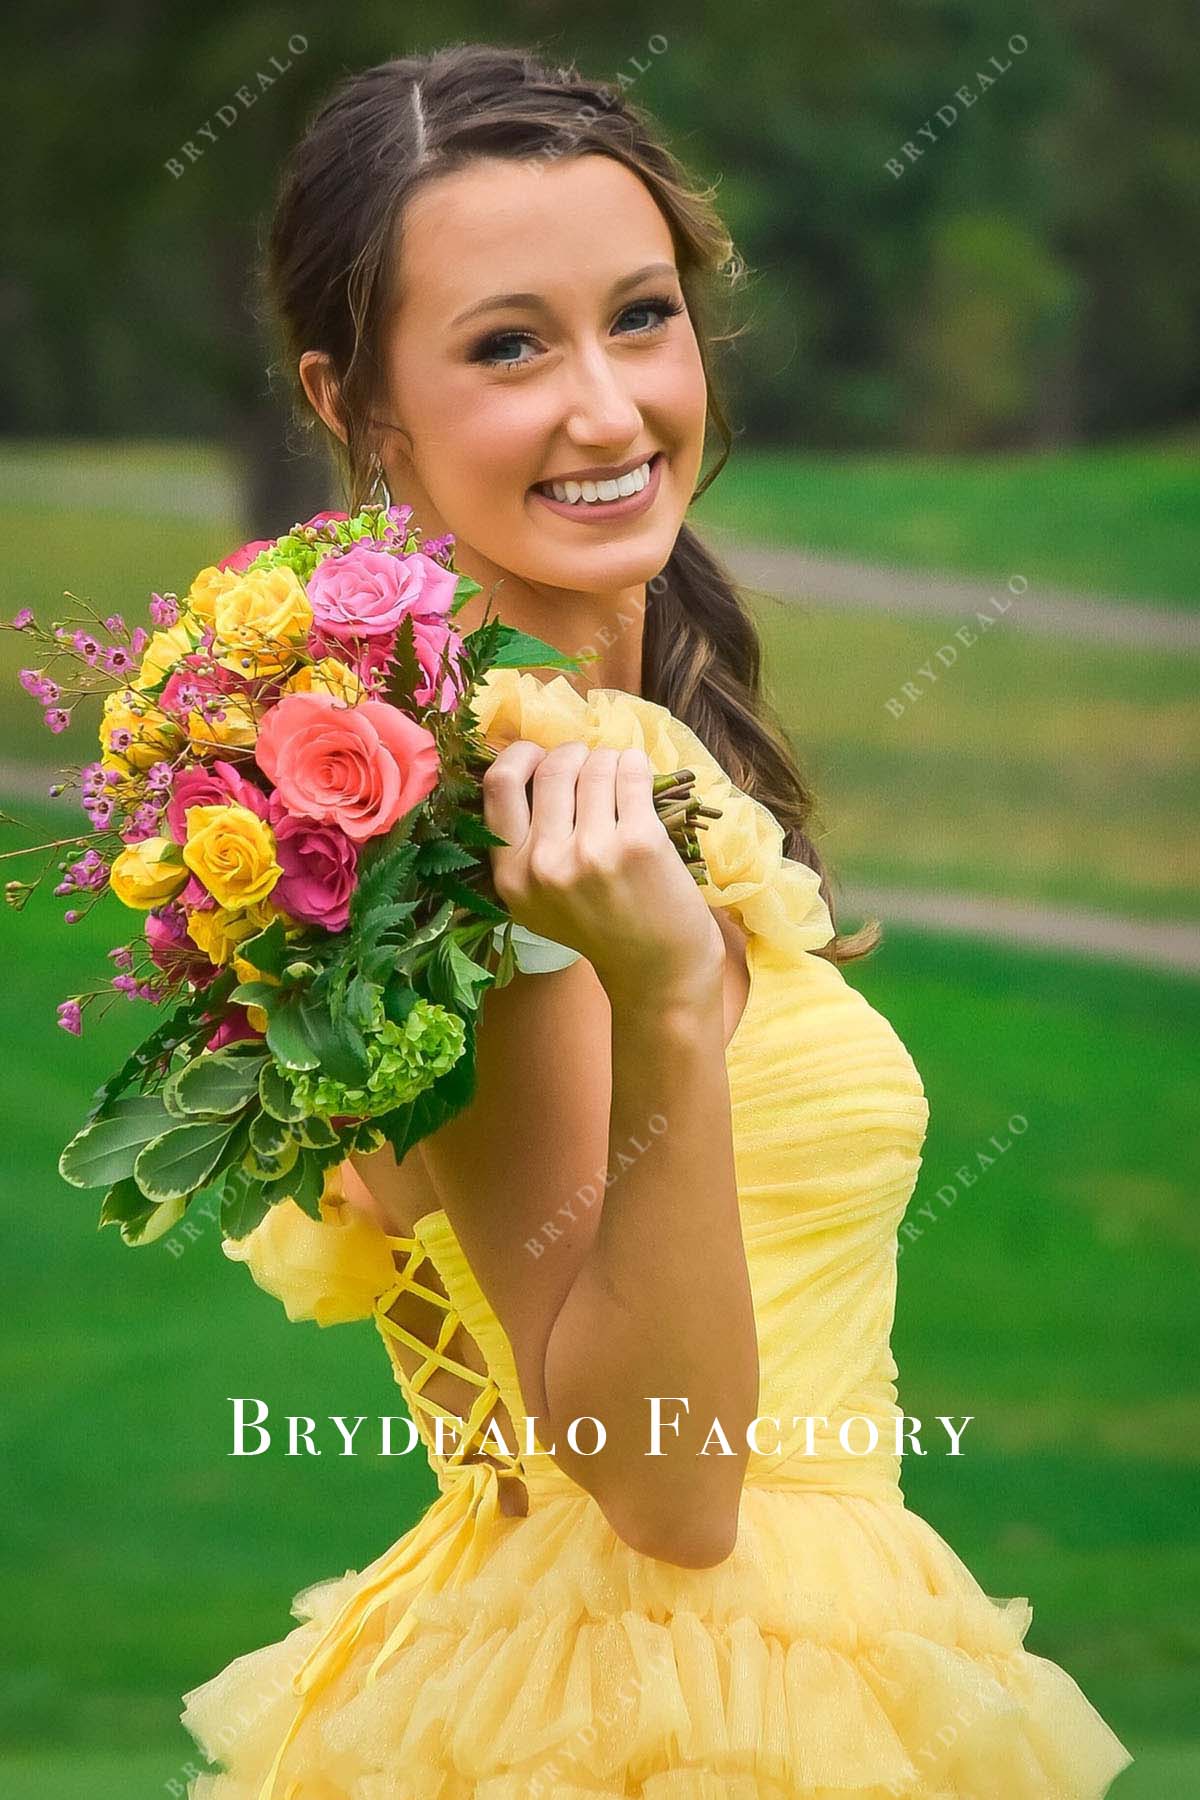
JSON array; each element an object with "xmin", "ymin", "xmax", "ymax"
[
  {"xmin": 750, "ymin": 595, "xmax": 1200, "ymax": 924},
  {"xmin": 1, "ymin": 871, "xmax": 1194, "ymax": 1773},
  {"xmin": 690, "ymin": 436, "xmax": 1200, "ymax": 609}
]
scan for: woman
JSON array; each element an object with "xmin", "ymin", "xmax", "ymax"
[{"xmin": 181, "ymin": 43, "xmax": 1133, "ymax": 1798}]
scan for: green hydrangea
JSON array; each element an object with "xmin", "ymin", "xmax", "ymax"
[
  {"xmin": 248, "ymin": 508, "xmax": 420, "ymax": 584},
  {"xmin": 287, "ymin": 995, "xmax": 466, "ymax": 1120}
]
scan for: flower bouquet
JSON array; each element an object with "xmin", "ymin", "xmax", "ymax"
[{"xmin": 2, "ymin": 504, "xmax": 719, "ymax": 1250}]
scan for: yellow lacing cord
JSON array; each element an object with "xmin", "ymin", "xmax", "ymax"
[
  {"xmin": 256, "ymin": 1232, "xmax": 525, "ymax": 1799},
  {"xmin": 370, "ymin": 1232, "xmax": 524, "ymax": 1479}
]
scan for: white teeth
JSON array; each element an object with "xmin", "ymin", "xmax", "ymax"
[{"xmin": 547, "ymin": 459, "xmax": 652, "ymax": 504}]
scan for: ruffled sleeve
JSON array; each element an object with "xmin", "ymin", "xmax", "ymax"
[
  {"xmin": 221, "ymin": 1163, "xmax": 398, "ymax": 1327},
  {"xmin": 472, "ymin": 669, "xmax": 835, "ymax": 961}
]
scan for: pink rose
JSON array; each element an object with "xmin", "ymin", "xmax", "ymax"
[
  {"xmin": 266, "ymin": 793, "xmax": 359, "ymax": 932},
  {"xmin": 307, "ymin": 545, "xmax": 466, "ymax": 712},
  {"xmin": 254, "ymin": 691, "xmax": 439, "ymax": 842},
  {"xmin": 307, "ymin": 544, "xmax": 457, "ymax": 639},
  {"xmin": 166, "ymin": 758, "xmax": 269, "ymax": 843},
  {"xmin": 218, "ymin": 539, "xmax": 273, "ymax": 574}
]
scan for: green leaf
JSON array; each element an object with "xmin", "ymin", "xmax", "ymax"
[
  {"xmin": 98, "ymin": 1176, "xmax": 155, "ymax": 1232},
  {"xmin": 228, "ymin": 980, "xmax": 284, "ymax": 1011},
  {"xmin": 125, "ymin": 1195, "xmax": 188, "ymax": 1246},
  {"xmin": 450, "ymin": 573, "xmax": 483, "ymax": 616},
  {"xmin": 433, "ymin": 873, "xmax": 508, "ymax": 924},
  {"xmin": 452, "ymin": 809, "xmax": 508, "ymax": 850},
  {"xmin": 261, "ymin": 1149, "xmax": 325, "ymax": 1221},
  {"xmin": 299, "ymin": 994, "xmax": 369, "ymax": 1086},
  {"xmin": 60, "ymin": 1094, "xmax": 177, "ymax": 1190},
  {"xmin": 163, "ymin": 1046, "xmax": 268, "ymax": 1117},
  {"xmin": 477, "ymin": 624, "xmax": 587, "ymax": 672},
  {"xmin": 443, "ymin": 939, "xmax": 493, "ymax": 1013},
  {"xmin": 266, "ymin": 996, "xmax": 321, "ymax": 1071},
  {"xmin": 414, "ymin": 839, "xmax": 480, "ymax": 877},
  {"xmin": 296, "ymin": 1114, "xmax": 339, "ymax": 1149},
  {"xmin": 219, "ymin": 1165, "xmax": 271, "ymax": 1242},
  {"xmin": 259, "ymin": 1060, "xmax": 307, "ymax": 1123},
  {"xmin": 249, "ymin": 1111, "xmax": 294, "ymax": 1160},
  {"xmin": 236, "ymin": 917, "xmax": 290, "ymax": 978},
  {"xmin": 382, "ymin": 976, "xmax": 420, "ymax": 1027},
  {"xmin": 495, "ymin": 922, "xmax": 584, "ymax": 975},
  {"xmin": 134, "ymin": 1118, "xmax": 241, "ymax": 1203}
]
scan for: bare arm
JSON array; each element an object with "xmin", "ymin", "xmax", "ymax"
[{"xmin": 357, "ymin": 740, "xmax": 759, "ymax": 1566}]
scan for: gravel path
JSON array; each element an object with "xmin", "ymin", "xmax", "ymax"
[{"xmin": 703, "ymin": 530, "xmax": 1200, "ymax": 652}]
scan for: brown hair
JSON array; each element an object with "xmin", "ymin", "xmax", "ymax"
[{"xmin": 265, "ymin": 40, "xmax": 878, "ymax": 962}]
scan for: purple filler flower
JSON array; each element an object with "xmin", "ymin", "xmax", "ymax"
[{"xmin": 56, "ymin": 999, "xmax": 83, "ymax": 1036}]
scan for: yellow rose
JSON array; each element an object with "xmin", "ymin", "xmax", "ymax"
[
  {"xmin": 182, "ymin": 802, "xmax": 281, "ymax": 910},
  {"xmin": 100, "ymin": 687, "xmax": 183, "ymax": 774},
  {"xmin": 186, "ymin": 898, "xmax": 279, "ymax": 968},
  {"xmin": 185, "ymin": 565, "xmax": 241, "ymax": 628},
  {"xmin": 211, "ymin": 566, "xmax": 313, "ymax": 678},
  {"xmin": 186, "ymin": 695, "xmax": 260, "ymax": 755},
  {"xmin": 284, "ymin": 656, "xmax": 367, "ymax": 708},
  {"xmin": 108, "ymin": 837, "xmax": 188, "ymax": 910},
  {"xmin": 136, "ymin": 619, "xmax": 202, "ymax": 691}
]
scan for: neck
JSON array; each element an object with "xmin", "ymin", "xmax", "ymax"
[{"xmin": 451, "ymin": 546, "xmax": 649, "ymax": 698}]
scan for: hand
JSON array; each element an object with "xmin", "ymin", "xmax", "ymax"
[{"xmin": 482, "ymin": 739, "xmax": 725, "ymax": 1008}]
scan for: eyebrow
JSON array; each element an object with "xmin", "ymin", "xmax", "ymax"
[{"xmin": 449, "ymin": 261, "xmax": 680, "ymax": 330}]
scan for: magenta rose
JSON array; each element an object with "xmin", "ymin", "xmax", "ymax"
[
  {"xmin": 205, "ymin": 1007, "xmax": 265, "ymax": 1050},
  {"xmin": 217, "ymin": 539, "xmax": 273, "ymax": 574},
  {"xmin": 145, "ymin": 902, "xmax": 219, "ymax": 984},
  {"xmin": 254, "ymin": 690, "xmax": 439, "ymax": 842},
  {"xmin": 166, "ymin": 758, "xmax": 269, "ymax": 843},
  {"xmin": 266, "ymin": 792, "xmax": 359, "ymax": 931}
]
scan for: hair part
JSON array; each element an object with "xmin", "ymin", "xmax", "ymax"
[{"xmin": 265, "ymin": 39, "xmax": 879, "ymax": 962}]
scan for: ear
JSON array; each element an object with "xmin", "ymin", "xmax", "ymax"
[{"xmin": 298, "ymin": 350, "xmax": 348, "ymax": 445}]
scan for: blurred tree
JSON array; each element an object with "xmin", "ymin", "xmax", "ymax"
[{"xmin": 2, "ymin": 0, "xmax": 1197, "ymax": 514}]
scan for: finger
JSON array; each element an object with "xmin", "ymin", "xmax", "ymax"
[
  {"xmin": 482, "ymin": 741, "xmax": 548, "ymax": 854},
  {"xmin": 530, "ymin": 741, "xmax": 591, "ymax": 843},
  {"xmin": 614, "ymin": 746, "xmax": 660, "ymax": 828},
  {"xmin": 573, "ymin": 748, "xmax": 621, "ymax": 838}
]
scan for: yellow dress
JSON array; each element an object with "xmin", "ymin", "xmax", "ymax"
[{"xmin": 181, "ymin": 672, "xmax": 1134, "ymax": 1799}]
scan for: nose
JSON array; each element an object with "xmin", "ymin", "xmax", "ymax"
[{"xmin": 561, "ymin": 340, "xmax": 644, "ymax": 449}]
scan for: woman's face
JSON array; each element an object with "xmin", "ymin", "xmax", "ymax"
[{"xmin": 374, "ymin": 153, "xmax": 708, "ymax": 599}]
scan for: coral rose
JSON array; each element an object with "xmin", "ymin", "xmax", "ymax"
[
  {"xmin": 181, "ymin": 802, "xmax": 282, "ymax": 909},
  {"xmin": 254, "ymin": 691, "xmax": 439, "ymax": 843}
]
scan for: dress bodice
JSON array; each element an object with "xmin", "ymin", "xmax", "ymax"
[{"xmin": 224, "ymin": 671, "xmax": 930, "ymax": 1510}]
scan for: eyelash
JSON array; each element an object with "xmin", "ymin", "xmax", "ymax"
[{"xmin": 471, "ymin": 295, "xmax": 686, "ymax": 371}]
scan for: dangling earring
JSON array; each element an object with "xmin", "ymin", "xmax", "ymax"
[{"xmin": 368, "ymin": 454, "xmax": 393, "ymax": 510}]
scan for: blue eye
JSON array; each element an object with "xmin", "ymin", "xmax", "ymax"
[{"xmin": 471, "ymin": 295, "xmax": 686, "ymax": 371}]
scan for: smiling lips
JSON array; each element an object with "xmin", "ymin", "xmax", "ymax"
[{"xmin": 531, "ymin": 452, "xmax": 663, "ymax": 519}]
